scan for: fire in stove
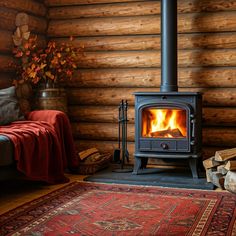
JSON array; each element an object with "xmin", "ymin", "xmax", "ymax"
[{"xmin": 142, "ymin": 108, "xmax": 187, "ymax": 138}]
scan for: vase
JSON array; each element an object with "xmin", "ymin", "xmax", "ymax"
[
  {"xmin": 16, "ymin": 82, "xmax": 33, "ymax": 114},
  {"xmin": 35, "ymin": 82, "xmax": 68, "ymax": 113}
]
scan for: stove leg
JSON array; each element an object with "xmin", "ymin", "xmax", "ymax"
[
  {"xmin": 189, "ymin": 158, "xmax": 199, "ymax": 178},
  {"xmin": 132, "ymin": 156, "xmax": 142, "ymax": 174},
  {"xmin": 141, "ymin": 157, "xmax": 148, "ymax": 168},
  {"xmin": 132, "ymin": 156, "xmax": 148, "ymax": 174}
]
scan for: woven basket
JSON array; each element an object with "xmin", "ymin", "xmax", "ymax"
[{"xmin": 78, "ymin": 153, "xmax": 111, "ymax": 175}]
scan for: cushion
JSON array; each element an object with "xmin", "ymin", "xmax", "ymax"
[{"xmin": 0, "ymin": 86, "xmax": 24, "ymax": 125}]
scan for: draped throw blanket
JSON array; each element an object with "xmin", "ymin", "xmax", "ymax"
[{"xmin": 0, "ymin": 110, "xmax": 79, "ymax": 184}]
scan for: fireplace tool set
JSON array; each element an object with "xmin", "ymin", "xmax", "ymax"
[{"xmin": 113, "ymin": 100, "xmax": 133, "ymax": 173}]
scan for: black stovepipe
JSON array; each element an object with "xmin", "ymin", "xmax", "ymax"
[{"xmin": 160, "ymin": 0, "xmax": 178, "ymax": 92}]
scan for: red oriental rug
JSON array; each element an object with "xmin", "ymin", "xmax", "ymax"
[{"xmin": 1, "ymin": 182, "xmax": 236, "ymax": 236}]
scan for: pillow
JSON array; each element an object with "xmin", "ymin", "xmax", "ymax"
[{"xmin": 0, "ymin": 86, "xmax": 25, "ymax": 125}]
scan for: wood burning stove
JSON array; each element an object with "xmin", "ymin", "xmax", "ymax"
[{"xmin": 133, "ymin": 0, "xmax": 202, "ymax": 178}]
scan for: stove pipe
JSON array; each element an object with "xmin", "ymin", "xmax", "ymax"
[{"xmin": 160, "ymin": 0, "xmax": 178, "ymax": 92}]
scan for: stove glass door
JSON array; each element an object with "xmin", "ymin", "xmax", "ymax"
[{"xmin": 141, "ymin": 107, "xmax": 187, "ymax": 139}]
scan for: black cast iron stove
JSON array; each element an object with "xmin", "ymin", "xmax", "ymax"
[{"xmin": 133, "ymin": 0, "xmax": 202, "ymax": 178}]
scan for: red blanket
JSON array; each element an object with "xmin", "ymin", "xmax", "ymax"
[{"xmin": 0, "ymin": 110, "xmax": 79, "ymax": 184}]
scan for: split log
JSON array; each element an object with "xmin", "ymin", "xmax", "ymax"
[
  {"xmin": 215, "ymin": 148, "xmax": 236, "ymax": 161},
  {"xmin": 68, "ymin": 88, "xmax": 236, "ymax": 107},
  {"xmin": 217, "ymin": 165, "xmax": 228, "ymax": 175},
  {"xmin": 224, "ymin": 161, "xmax": 236, "ymax": 171},
  {"xmin": 224, "ymin": 171, "xmax": 236, "ymax": 193},
  {"xmin": 75, "ymin": 49, "xmax": 236, "ymax": 68},
  {"xmin": 209, "ymin": 171, "xmax": 225, "ymax": 189},
  {"xmin": 68, "ymin": 105, "xmax": 236, "ymax": 127},
  {"xmin": 203, "ymin": 148, "xmax": 236, "ymax": 191},
  {"xmin": 48, "ymin": 12, "xmax": 236, "ymax": 37},
  {"xmin": 69, "ymin": 67, "xmax": 236, "ymax": 88},
  {"xmin": 203, "ymin": 156, "xmax": 222, "ymax": 169},
  {"xmin": 206, "ymin": 169, "xmax": 213, "ymax": 182},
  {"xmin": 0, "ymin": 0, "xmax": 47, "ymax": 17},
  {"xmin": 78, "ymin": 148, "xmax": 99, "ymax": 161},
  {"xmin": 55, "ymin": 32, "xmax": 236, "ymax": 51}
]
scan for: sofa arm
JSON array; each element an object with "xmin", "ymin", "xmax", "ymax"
[
  {"xmin": 26, "ymin": 110, "xmax": 79, "ymax": 169},
  {"xmin": 26, "ymin": 110, "xmax": 66, "ymax": 126}
]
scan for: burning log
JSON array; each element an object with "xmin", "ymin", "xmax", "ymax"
[
  {"xmin": 150, "ymin": 128, "xmax": 183, "ymax": 138},
  {"xmin": 203, "ymin": 147, "xmax": 236, "ymax": 193}
]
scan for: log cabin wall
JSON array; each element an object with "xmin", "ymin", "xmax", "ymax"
[
  {"xmin": 50, "ymin": 0, "xmax": 236, "ymax": 163},
  {"xmin": 0, "ymin": 0, "xmax": 47, "ymax": 89}
]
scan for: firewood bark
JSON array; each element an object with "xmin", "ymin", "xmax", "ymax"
[
  {"xmin": 224, "ymin": 160, "xmax": 236, "ymax": 171},
  {"xmin": 217, "ymin": 165, "xmax": 228, "ymax": 175},
  {"xmin": 224, "ymin": 171, "xmax": 236, "ymax": 193},
  {"xmin": 215, "ymin": 148, "xmax": 236, "ymax": 161},
  {"xmin": 209, "ymin": 171, "xmax": 225, "ymax": 189}
]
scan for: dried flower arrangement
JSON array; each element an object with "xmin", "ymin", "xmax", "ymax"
[{"xmin": 12, "ymin": 28, "xmax": 83, "ymax": 88}]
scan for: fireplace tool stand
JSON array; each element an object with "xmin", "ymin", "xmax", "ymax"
[{"xmin": 113, "ymin": 100, "xmax": 133, "ymax": 173}]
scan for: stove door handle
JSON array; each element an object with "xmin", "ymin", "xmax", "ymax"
[{"xmin": 191, "ymin": 118, "xmax": 196, "ymax": 138}]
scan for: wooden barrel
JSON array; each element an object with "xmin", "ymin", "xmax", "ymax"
[{"xmin": 35, "ymin": 88, "xmax": 68, "ymax": 113}]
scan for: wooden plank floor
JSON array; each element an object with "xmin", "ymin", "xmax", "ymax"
[
  {"xmin": 0, "ymin": 173, "xmax": 86, "ymax": 215},
  {"xmin": 0, "ymin": 171, "xmax": 225, "ymax": 215}
]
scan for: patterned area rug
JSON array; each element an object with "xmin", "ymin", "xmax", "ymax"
[{"xmin": 0, "ymin": 182, "xmax": 236, "ymax": 236}]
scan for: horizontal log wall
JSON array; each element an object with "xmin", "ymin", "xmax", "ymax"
[
  {"xmin": 47, "ymin": 0, "xmax": 236, "ymax": 164},
  {"xmin": 0, "ymin": 0, "xmax": 47, "ymax": 89}
]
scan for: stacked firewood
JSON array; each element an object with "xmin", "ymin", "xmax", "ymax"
[{"xmin": 203, "ymin": 148, "xmax": 236, "ymax": 193}]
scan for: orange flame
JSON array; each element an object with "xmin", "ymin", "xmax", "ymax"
[{"xmin": 142, "ymin": 108, "xmax": 187, "ymax": 138}]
